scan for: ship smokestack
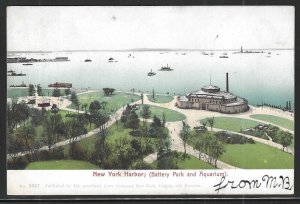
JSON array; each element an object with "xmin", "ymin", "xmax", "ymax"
[{"xmin": 226, "ymin": 72, "xmax": 229, "ymax": 92}]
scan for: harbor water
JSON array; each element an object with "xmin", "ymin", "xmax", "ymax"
[{"xmin": 7, "ymin": 50, "xmax": 294, "ymax": 108}]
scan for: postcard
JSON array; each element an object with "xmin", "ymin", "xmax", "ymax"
[{"xmin": 6, "ymin": 6, "xmax": 294, "ymax": 195}]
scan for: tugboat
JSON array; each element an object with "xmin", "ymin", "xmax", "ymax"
[
  {"xmin": 108, "ymin": 57, "xmax": 114, "ymax": 63},
  {"xmin": 219, "ymin": 55, "xmax": 229, "ymax": 58},
  {"xmin": 84, "ymin": 59, "xmax": 92, "ymax": 62},
  {"xmin": 159, "ymin": 64, "xmax": 174, "ymax": 71},
  {"xmin": 147, "ymin": 69, "xmax": 156, "ymax": 76}
]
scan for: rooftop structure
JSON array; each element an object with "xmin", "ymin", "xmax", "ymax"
[{"xmin": 176, "ymin": 73, "xmax": 249, "ymax": 114}]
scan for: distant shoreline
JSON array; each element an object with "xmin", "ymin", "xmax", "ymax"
[{"xmin": 7, "ymin": 48, "xmax": 294, "ymax": 53}]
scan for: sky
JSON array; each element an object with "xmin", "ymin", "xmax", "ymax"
[{"xmin": 7, "ymin": 6, "xmax": 294, "ymax": 51}]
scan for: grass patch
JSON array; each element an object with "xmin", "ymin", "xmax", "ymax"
[
  {"xmin": 7, "ymin": 88, "xmax": 29, "ymax": 98},
  {"xmin": 147, "ymin": 95, "xmax": 174, "ymax": 103},
  {"xmin": 220, "ymin": 143, "xmax": 294, "ymax": 169},
  {"xmin": 138, "ymin": 105, "xmax": 186, "ymax": 122},
  {"xmin": 68, "ymin": 91, "xmax": 140, "ymax": 113},
  {"xmin": 26, "ymin": 160, "xmax": 99, "ymax": 170},
  {"xmin": 250, "ymin": 114, "xmax": 294, "ymax": 131},
  {"xmin": 62, "ymin": 122, "xmax": 161, "ymax": 157},
  {"xmin": 201, "ymin": 117, "xmax": 262, "ymax": 132}
]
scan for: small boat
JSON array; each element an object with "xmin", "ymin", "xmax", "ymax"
[
  {"xmin": 266, "ymin": 55, "xmax": 271, "ymax": 58},
  {"xmin": 114, "ymin": 60, "xmax": 118, "ymax": 62},
  {"xmin": 108, "ymin": 57, "xmax": 114, "ymax": 62},
  {"xmin": 159, "ymin": 64, "xmax": 174, "ymax": 71},
  {"xmin": 181, "ymin": 53, "xmax": 187, "ymax": 55},
  {"xmin": 219, "ymin": 55, "xmax": 229, "ymax": 58},
  {"xmin": 276, "ymin": 53, "xmax": 280, "ymax": 55},
  {"xmin": 7, "ymin": 70, "xmax": 14, "ymax": 73},
  {"xmin": 268, "ymin": 52, "xmax": 271, "ymax": 54},
  {"xmin": 147, "ymin": 69, "xmax": 156, "ymax": 76},
  {"xmin": 202, "ymin": 52, "xmax": 209, "ymax": 55},
  {"xmin": 84, "ymin": 59, "xmax": 92, "ymax": 62},
  {"xmin": 8, "ymin": 71, "xmax": 26, "ymax": 76},
  {"xmin": 23, "ymin": 63, "xmax": 33, "ymax": 65}
]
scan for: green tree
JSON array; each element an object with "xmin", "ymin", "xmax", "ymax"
[
  {"xmin": 207, "ymin": 117, "xmax": 215, "ymax": 131},
  {"xmin": 37, "ymin": 85, "xmax": 42, "ymax": 96},
  {"xmin": 28, "ymin": 84, "xmax": 35, "ymax": 96},
  {"xmin": 52, "ymin": 88, "xmax": 60, "ymax": 97},
  {"xmin": 89, "ymin": 100, "xmax": 101, "ymax": 114},
  {"xmin": 126, "ymin": 111, "xmax": 140, "ymax": 131},
  {"xmin": 65, "ymin": 88, "xmax": 71, "ymax": 97},
  {"xmin": 179, "ymin": 121, "xmax": 191, "ymax": 155},
  {"xmin": 141, "ymin": 93, "xmax": 144, "ymax": 105},
  {"xmin": 277, "ymin": 130, "xmax": 293, "ymax": 152},
  {"xmin": 103, "ymin": 88, "xmax": 115, "ymax": 96},
  {"xmin": 70, "ymin": 92, "xmax": 79, "ymax": 107}
]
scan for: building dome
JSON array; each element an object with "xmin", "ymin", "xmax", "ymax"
[{"xmin": 201, "ymin": 85, "xmax": 220, "ymax": 93}]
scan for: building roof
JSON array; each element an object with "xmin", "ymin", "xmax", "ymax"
[{"xmin": 202, "ymin": 85, "xmax": 220, "ymax": 90}]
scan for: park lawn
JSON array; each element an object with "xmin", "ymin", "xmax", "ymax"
[
  {"xmin": 147, "ymin": 95, "xmax": 174, "ymax": 103},
  {"xmin": 151, "ymin": 152, "xmax": 217, "ymax": 169},
  {"xmin": 201, "ymin": 117, "xmax": 262, "ymax": 132},
  {"xmin": 219, "ymin": 143, "xmax": 294, "ymax": 169},
  {"xmin": 250, "ymin": 114, "xmax": 294, "ymax": 131},
  {"xmin": 67, "ymin": 91, "xmax": 140, "ymax": 113},
  {"xmin": 176, "ymin": 155, "xmax": 217, "ymax": 169},
  {"xmin": 138, "ymin": 105, "xmax": 186, "ymax": 122},
  {"xmin": 7, "ymin": 88, "xmax": 29, "ymax": 98},
  {"xmin": 62, "ymin": 122, "xmax": 161, "ymax": 156},
  {"xmin": 26, "ymin": 160, "xmax": 99, "ymax": 170}
]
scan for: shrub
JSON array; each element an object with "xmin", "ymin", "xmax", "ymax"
[
  {"xmin": 133, "ymin": 161, "xmax": 153, "ymax": 169},
  {"xmin": 52, "ymin": 147, "xmax": 65, "ymax": 160},
  {"xmin": 7, "ymin": 156, "xmax": 29, "ymax": 170},
  {"xmin": 38, "ymin": 150, "xmax": 51, "ymax": 161},
  {"xmin": 69, "ymin": 142, "xmax": 85, "ymax": 160},
  {"xmin": 129, "ymin": 130, "xmax": 142, "ymax": 137},
  {"xmin": 247, "ymin": 138, "xmax": 255, "ymax": 144}
]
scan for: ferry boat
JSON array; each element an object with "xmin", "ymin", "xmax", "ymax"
[
  {"xmin": 147, "ymin": 69, "xmax": 156, "ymax": 76},
  {"xmin": 84, "ymin": 59, "xmax": 92, "ymax": 62},
  {"xmin": 7, "ymin": 71, "xmax": 26, "ymax": 76},
  {"xmin": 48, "ymin": 82, "xmax": 72, "ymax": 88},
  {"xmin": 159, "ymin": 64, "xmax": 174, "ymax": 71},
  {"xmin": 54, "ymin": 57, "xmax": 70, "ymax": 62}
]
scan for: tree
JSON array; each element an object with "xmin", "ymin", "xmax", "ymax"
[
  {"xmin": 179, "ymin": 121, "xmax": 191, "ymax": 155},
  {"xmin": 70, "ymin": 92, "xmax": 79, "ymax": 107},
  {"xmin": 162, "ymin": 112, "xmax": 166, "ymax": 127},
  {"xmin": 43, "ymin": 114, "xmax": 63, "ymax": 150},
  {"xmin": 50, "ymin": 104, "xmax": 59, "ymax": 114},
  {"xmin": 103, "ymin": 88, "xmax": 115, "ymax": 96},
  {"xmin": 37, "ymin": 85, "xmax": 42, "ymax": 96},
  {"xmin": 207, "ymin": 117, "xmax": 215, "ymax": 131},
  {"xmin": 151, "ymin": 115, "xmax": 162, "ymax": 129},
  {"xmin": 93, "ymin": 110, "xmax": 110, "ymax": 132},
  {"xmin": 28, "ymin": 84, "xmax": 35, "ymax": 96},
  {"xmin": 65, "ymin": 88, "xmax": 71, "ymax": 97},
  {"xmin": 52, "ymin": 88, "xmax": 60, "ymax": 97},
  {"xmin": 152, "ymin": 88, "xmax": 155, "ymax": 99},
  {"xmin": 277, "ymin": 130, "xmax": 293, "ymax": 152},
  {"xmin": 89, "ymin": 100, "xmax": 101, "ymax": 114},
  {"xmin": 140, "ymin": 105, "xmax": 151, "ymax": 124},
  {"xmin": 141, "ymin": 93, "xmax": 144, "ymax": 105},
  {"xmin": 126, "ymin": 111, "xmax": 140, "ymax": 131}
]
